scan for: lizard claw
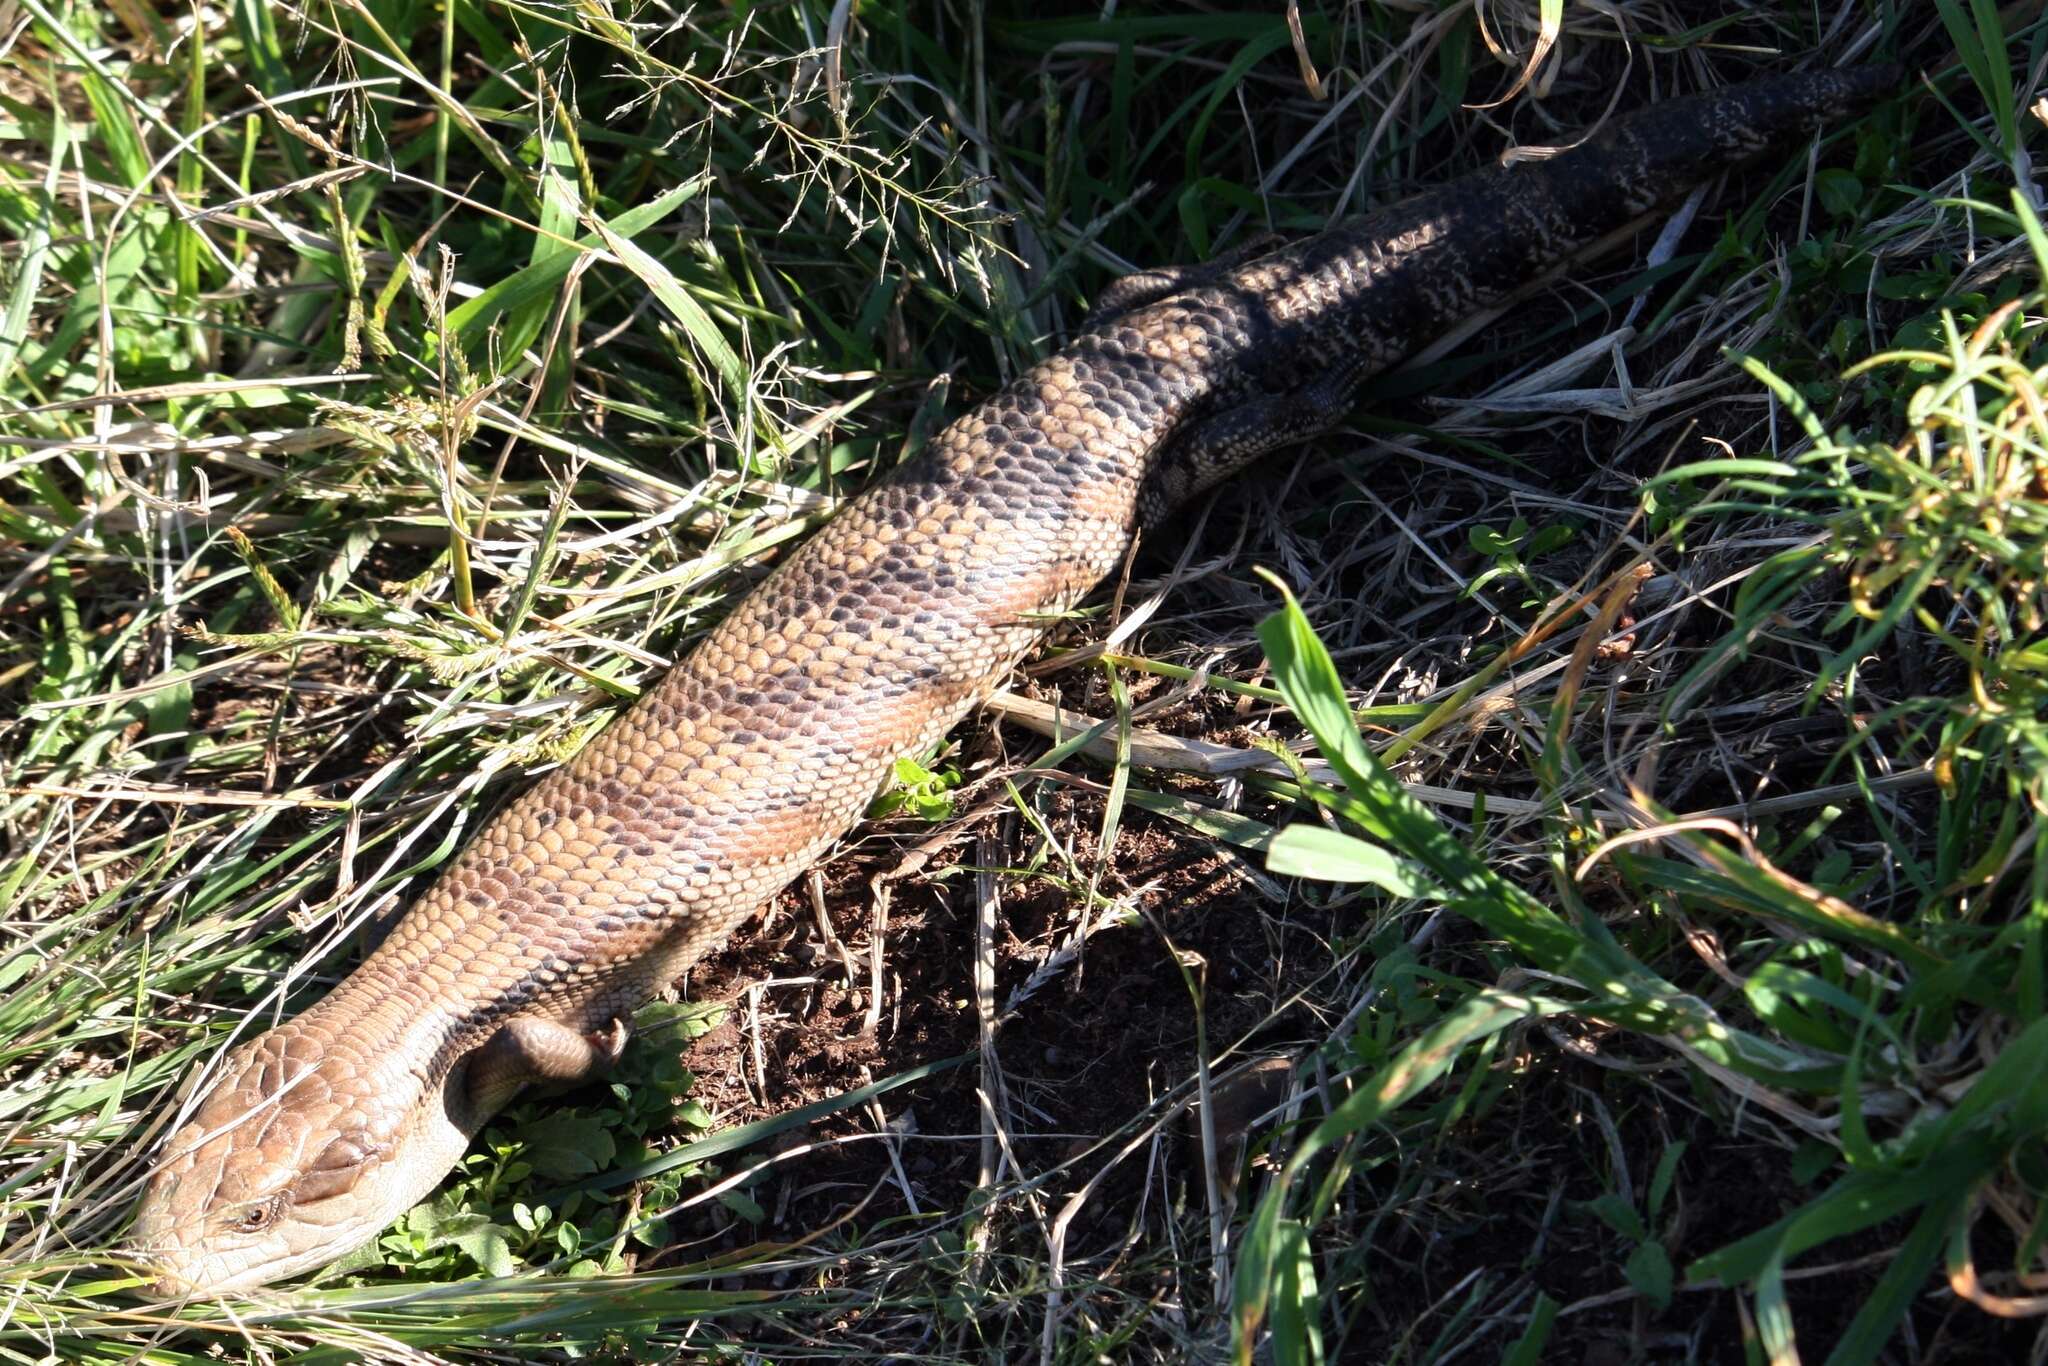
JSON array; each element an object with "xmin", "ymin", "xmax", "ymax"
[{"xmin": 590, "ymin": 1016, "xmax": 631, "ymax": 1066}]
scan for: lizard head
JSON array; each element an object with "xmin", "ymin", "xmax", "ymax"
[{"xmin": 129, "ymin": 1027, "xmax": 415, "ymax": 1298}]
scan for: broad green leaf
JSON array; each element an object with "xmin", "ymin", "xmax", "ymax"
[
  {"xmin": 1266, "ymin": 825, "xmax": 1442, "ymax": 899},
  {"xmin": 1624, "ymin": 1242, "xmax": 1674, "ymax": 1309},
  {"xmin": 521, "ymin": 1112, "xmax": 618, "ymax": 1180},
  {"xmin": 1268, "ymin": 1218, "xmax": 1324, "ymax": 1366},
  {"xmin": 438, "ymin": 1212, "xmax": 518, "ymax": 1279}
]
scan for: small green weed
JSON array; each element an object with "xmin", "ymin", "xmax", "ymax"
[{"xmin": 869, "ymin": 751, "xmax": 965, "ymax": 822}]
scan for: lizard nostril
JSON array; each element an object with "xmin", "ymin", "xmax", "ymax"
[{"xmin": 144, "ymin": 1272, "xmax": 194, "ymax": 1301}]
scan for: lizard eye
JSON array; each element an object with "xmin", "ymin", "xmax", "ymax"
[{"xmin": 227, "ymin": 1195, "xmax": 284, "ymax": 1234}]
